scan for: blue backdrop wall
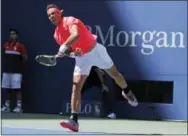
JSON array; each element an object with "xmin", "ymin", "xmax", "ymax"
[{"xmin": 1, "ymin": 0, "xmax": 187, "ymax": 120}]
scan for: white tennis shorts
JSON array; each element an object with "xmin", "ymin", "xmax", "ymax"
[
  {"xmin": 2, "ymin": 73, "xmax": 22, "ymax": 89},
  {"xmin": 73, "ymin": 43, "xmax": 114, "ymax": 76}
]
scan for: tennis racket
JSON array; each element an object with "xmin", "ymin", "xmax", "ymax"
[{"xmin": 35, "ymin": 55, "xmax": 64, "ymax": 66}]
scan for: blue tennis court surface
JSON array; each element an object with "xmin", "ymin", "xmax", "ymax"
[
  {"xmin": 2, "ymin": 127, "xmax": 110, "ymax": 135},
  {"xmin": 1, "ymin": 113, "xmax": 187, "ymax": 135}
]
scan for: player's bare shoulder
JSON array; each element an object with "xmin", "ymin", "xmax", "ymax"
[
  {"xmin": 65, "ymin": 16, "xmax": 78, "ymax": 21},
  {"xmin": 64, "ymin": 16, "xmax": 80, "ymax": 25}
]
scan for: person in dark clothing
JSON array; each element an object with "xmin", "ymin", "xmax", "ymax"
[
  {"xmin": 1, "ymin": 29, "xmax": 27, "ymax": 113},
  {"xmin": 81, "ymin": 66, "xmax": 117, "ymax": 119}
]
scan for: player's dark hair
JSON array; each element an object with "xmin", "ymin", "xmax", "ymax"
[
  {"xmin": 9, "ymin": 28, "xmax": 19, "ymax": 35},
  {"xmin": 46, "ymin": 4, "xmax": 58, "ymax": 11}
]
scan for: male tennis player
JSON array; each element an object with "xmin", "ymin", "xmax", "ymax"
[{"xmin": 46, "ymin": 4, "xmax": 138, "ymax": 132}]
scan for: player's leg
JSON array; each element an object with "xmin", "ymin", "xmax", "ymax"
[
  {"xmin": 11, "ymin": 73, "xmax": 23, "ymax": 113},
  {"xmin": 105, "ymin": 65, "xmax": 138, "ymax": 106},
  {"xmin": 59, "ymin": 72, "xmax": 92, "ymax": 115},
  {"xmin": 94, "ymin": 43, "xmax": 138, "ymax": 107},
  {"xmin": 70, "ymin": 74, "xmax": 88, "ymax": 118},
  {"xmin": 1, "ymin": 73, "xmax": 12, "ymax": 112},
  {"xmin": 60, "ymin": 57, "xmax": 91, "ymax": 132},
  {"xmin": 60, "ymin": 75, "xmax": 88, "ymax": 132}
]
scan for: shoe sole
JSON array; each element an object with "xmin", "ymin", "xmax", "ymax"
[{"xmin": 60, "ymin": 121, "xmax": 78, "ymax": 132}]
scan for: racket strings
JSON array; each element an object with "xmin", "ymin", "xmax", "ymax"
[{"xmin": 36, "ymin": 56, "xmax": 57, "ymax": 66}]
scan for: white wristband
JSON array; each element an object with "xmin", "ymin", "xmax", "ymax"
[{"xmin": 59, "ymin": 44, "xmax": 68, "ymax": 53}]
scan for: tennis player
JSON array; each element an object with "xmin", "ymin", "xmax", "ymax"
[{"xmin": 46, "ymin": 4, "xmax": 138, "ymax": 132}]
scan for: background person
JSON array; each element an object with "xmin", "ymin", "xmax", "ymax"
[{"xmin": 1, "ymin": 29, "xmax": 27, "ymax": 113}]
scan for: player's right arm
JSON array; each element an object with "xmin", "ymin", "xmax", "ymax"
[
  {"xmin": 63, "ymin": 24, "xmax": 79, "ymax": 47},
  {"xmin": 57, "ymin": 17, "xmax": 80, "ymax": 56}
]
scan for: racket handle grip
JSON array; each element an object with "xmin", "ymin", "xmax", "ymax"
[{"xmin": 55, "ymin": 54, "xmax": 65, "ymax": 58}]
